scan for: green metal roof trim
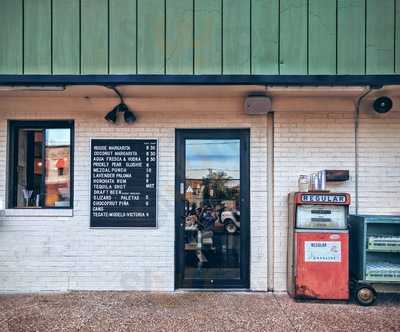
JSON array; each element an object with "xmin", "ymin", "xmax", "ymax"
[{"xmin": 1, "ymin": 0, "xmax": 399, "ymax": 76}]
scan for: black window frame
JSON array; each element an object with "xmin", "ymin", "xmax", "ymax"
[{"xmin": 7, "ymin": 120, "xmax": 74, "ymax": 209}]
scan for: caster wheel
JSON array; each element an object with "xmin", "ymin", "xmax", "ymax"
[{"xmin": 355, "ymin": 285, "xmax": 376, "ymax": 306}]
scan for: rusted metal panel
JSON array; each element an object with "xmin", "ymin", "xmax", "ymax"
[{"xmin": 295, "ymin": 232, "xmax": 349, "ymax": 300}]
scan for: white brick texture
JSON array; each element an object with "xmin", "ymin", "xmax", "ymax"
[
  {"xmin": 273, "ymin": 104, "xmax": 400, "ymax": 291},
  {"xmin": 1, "ymin": 93, "xmax": 399, "ymax": 293},
  {"xmin": 0, "ymin": 96, "xmax": 269, "ymax": 292}
]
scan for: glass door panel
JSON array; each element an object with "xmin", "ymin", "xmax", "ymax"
[
  {"xmin": 176, "ymin": 130, "xmax": 249, "ymax": 289},
  {"xmin": 184, "ymin": 139, "xmax": 241, "ymax": 281}
]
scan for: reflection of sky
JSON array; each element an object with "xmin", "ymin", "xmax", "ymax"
[
  {"xmin": 45, "ymin": 129, "xmax": 70, "ymax": 146},
  {"xmin": 186, "ymin": 139, "xmax": 240, "ymax": 179}
]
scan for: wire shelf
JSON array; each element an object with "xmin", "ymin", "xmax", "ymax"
[{"xmin": 366, "ymin": 262, "xmax": 400, "ymax": 282}]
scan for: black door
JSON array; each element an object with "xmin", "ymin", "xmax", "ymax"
[{"xmin": 175, "ymin": 129, "xmax": 250, "ymax": 289}]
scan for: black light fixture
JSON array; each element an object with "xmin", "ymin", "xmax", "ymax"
[
  {"xmin": 124, "ymin": 110, "xmax": 136, "ymax": 123},
  {"xmin": 104, "ymin": 107, "xmax": 118, "ymax": 123},
  {"xmin": 373, "ymin": 96, "xmax": 393, "ymax": 114},
  {"xmin": 105, "ymin": 86, "xmax": 137, "ymax": 123}
]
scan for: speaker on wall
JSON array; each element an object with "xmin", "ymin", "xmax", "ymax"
[
  {"xmin": 245, "ymin": 95, "xmax": 272, "ymax": 115},
  {"xmin": 373, "ymin": 96, "xmax": 393, "ymax": 114}
]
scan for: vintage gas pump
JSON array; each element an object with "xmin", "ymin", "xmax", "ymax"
[{"xmin": 287, "ymin": 192, "xmax": 351, "ymax": 300}]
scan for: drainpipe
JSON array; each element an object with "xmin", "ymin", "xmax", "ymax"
[
  {"xmin": 354, "ymin": 86, "xmax": 376, "ymax": 215},
  {"xmin": 267, "ymin": 111, "xmax": 274, "ymax": 291}
]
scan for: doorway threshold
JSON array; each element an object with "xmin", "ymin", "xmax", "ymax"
[{"xmin": 175, "ymin": 288, "xmax": 251, "ymax": 293}]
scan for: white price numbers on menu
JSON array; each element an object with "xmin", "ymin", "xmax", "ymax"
[{"xmin": 145, "ymin": 144, "xmax": 156, "ymax": 202}]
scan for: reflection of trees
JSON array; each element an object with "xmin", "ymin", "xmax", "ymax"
[{"xmin": 202, "ymin": 171, "xmax": 239, "ymax": 206}]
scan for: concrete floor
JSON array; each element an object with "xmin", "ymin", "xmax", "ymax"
[{"xmin": 0, "ymin": 292, "xmax": 399, "ymax": 332}]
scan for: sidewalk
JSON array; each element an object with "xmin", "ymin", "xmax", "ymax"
[{"xmin": 0, "ymin": 291, "xmax": 399, "ymax": 332}]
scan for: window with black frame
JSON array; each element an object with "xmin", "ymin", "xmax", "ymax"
[{"xmin": 8, "ymin": 121, "xmax": 73, "ymax": 208}]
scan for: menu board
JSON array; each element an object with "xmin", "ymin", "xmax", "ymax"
[{"xmin": 90, "ymin": 139, "xmax": 157, "ymax": 227}]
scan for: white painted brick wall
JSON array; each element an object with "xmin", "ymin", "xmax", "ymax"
[
  {"xmin": 0, "ymin": 96, "xmax": 269, "ymax": 292},
  {"xmin": 358, "ymin": 105, "xmax": 400, "ymax": 214},
  {"xmin": 1, "ymin": 94, "xmax": 398, "ymax": 294},
  {"xmin": 273, "ymin": 104, "xmax": 400, "ymax": 292}
]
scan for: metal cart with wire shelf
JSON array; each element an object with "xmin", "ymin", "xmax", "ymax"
[{"xmin": 349, "ymin": 215, "xmax": 400, "ymax": 306}]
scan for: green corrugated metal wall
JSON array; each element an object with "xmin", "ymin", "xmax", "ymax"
[{"xmin": 0, "ymin": 0, "xmax": 399, "ymax": 75}]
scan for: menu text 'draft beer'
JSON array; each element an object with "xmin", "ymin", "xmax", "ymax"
[{"xmin": 90, "ymin": 139, "xmax": 157, "ymax": 227}]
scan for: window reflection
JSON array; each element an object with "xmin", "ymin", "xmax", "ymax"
[
  {"xmin": 186, "ymin": 139, "xmax": 240, "ymax": 179},
  {"xmin": 44, "ymin": 129, "xmax": 71, "ymax": 207},
  {"xmin": 184, "ymin": 139, "xmax": 241, "ymax": 281}
]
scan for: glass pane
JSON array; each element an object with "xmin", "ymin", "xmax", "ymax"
[
  {"xmin": 184, "ymin": 139, "xmax": 241, "ymax": 281},
  {"xmin": 44, "ymin": 129, "xmax": 71, "ymax": 207},
  {"xmin": 16, "ymin": 129, "xmax": 43, "ymax": 207}
]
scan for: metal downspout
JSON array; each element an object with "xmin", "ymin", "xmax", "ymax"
[
  {"xmin": 354, "ymin": 87, "xmax": 374, "ymax": 215},
  {"xmin": 267, "ymin": 111, "xmax": 274, "ymax": 291}
]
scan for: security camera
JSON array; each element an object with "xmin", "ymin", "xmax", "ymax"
[{"xmin": 373, "ymin": 96, "xmax": 393, "ymax": 114}]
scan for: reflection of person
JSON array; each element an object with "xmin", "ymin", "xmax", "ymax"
[
  {"xmin": 184, "ymin": 200, "xmax": 190, "ymax": 216},
  {"xmin": 200, "ymin": 207, "xmax": 214, "ymax": 230},
  {"xmin": 185, "ymin": 214, "xmax": 197, "ymax": 227}
]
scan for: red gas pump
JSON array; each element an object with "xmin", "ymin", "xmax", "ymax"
[{"xmin": 287, "ymin": 192, "xmax": 351, "ymax": 300}]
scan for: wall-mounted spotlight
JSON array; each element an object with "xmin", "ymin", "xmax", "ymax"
[
  {"xmin": 104, "ymin": 106, "xmax": 118, "ymax": 123},
  {"xmin": 105, "ymin": 86, "xmax": 137, "ymax": 123},
  {"xmin": 124, "ymin": 109, "xmax": 136, "ymax": 123},
  {"xmin": 373, "ymin": 96, "xmax": 393, "ymax": 114}
]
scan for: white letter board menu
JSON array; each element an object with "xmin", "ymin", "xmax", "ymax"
[{"xmin": 90, "ymin": 139, "xmax": 157, "ymax": 227}]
